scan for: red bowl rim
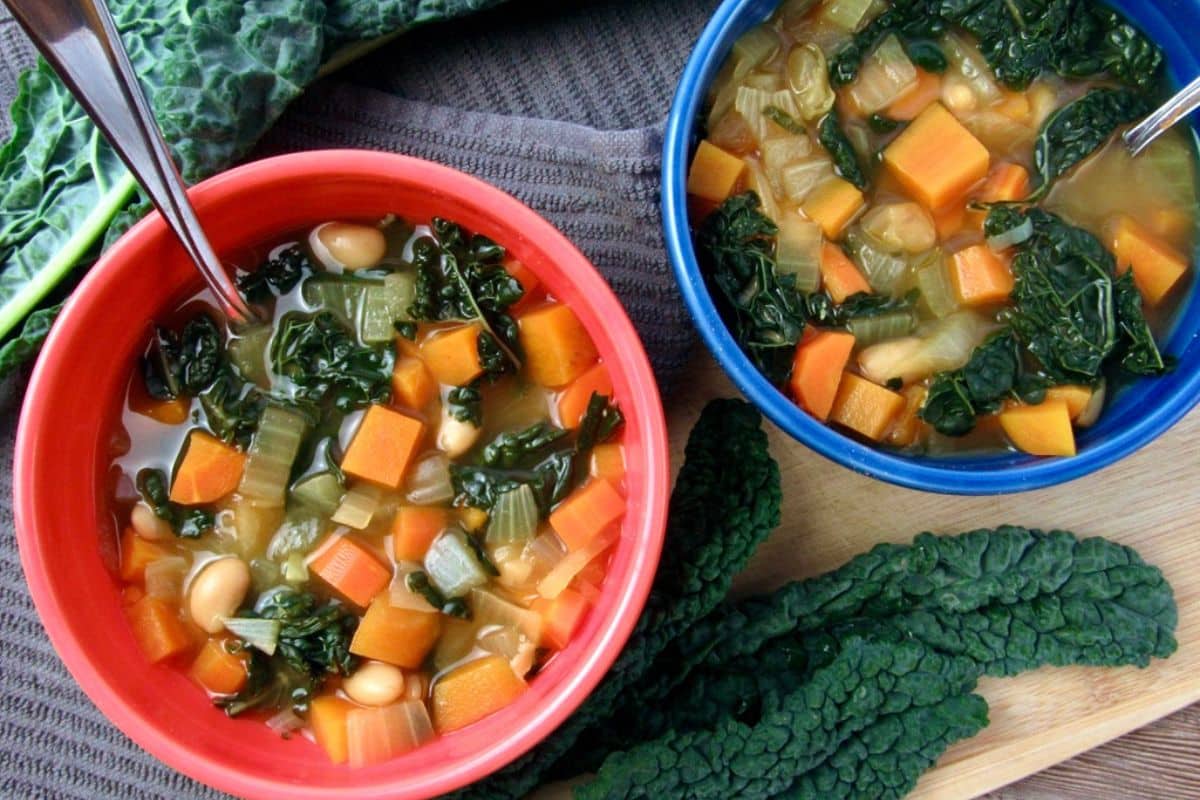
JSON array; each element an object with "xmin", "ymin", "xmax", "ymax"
[{"xmin": 12, "ymin": 150, "xmax": 670, "ymax": 798}]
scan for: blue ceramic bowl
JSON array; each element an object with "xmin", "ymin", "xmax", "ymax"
[{"xmin": 663, "ymin": 0, "xmax": 1200, "ymax": 494}]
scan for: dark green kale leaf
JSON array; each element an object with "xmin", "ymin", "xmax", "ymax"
[
  {"xmin": 1113, "ymin": 270, "xmax": 1173, "ymax": 377},
  {"xmin": 482, "ymin": 422, "xmax": 569, "ymax": 469},
  {"xmin": 574, "ymin": 392, "xmax": 624, "ymax": 454},
  {"xmin": 135, "ymin": 468, "xmax": 214, "ymax": 539},
  {"xmin": 697, "ymin": 193, "xmax": 806, "ymax": 385},
  {"xmin": 237, "ymin": 244, "xmax": 313, "ymax": 304},
  {"xmin": 1027, "ymin": 88, "xmax": 1152, "ymax": 201},
  {"xmin": 447, "ymin": 384, "xmax": 483, "ymax": 426},
  {"xmin": 818, "ymin": 110, "xmax": 868, "ymax": 190},
  {"xmin": 763, "ymin": 105, "xmax": 806, "ymax": 135},
  {"xmin": 867, "ymin": 113, "xmax": 903, "ymax": 133},
  {"xmin": 142, "ymin": 314, "xmax": 222, "ymax": 400},
  {"xmin": 270, "ymin": 311, "xmax": 393, "ymax": 412},
  {"xmin": 920, "ymin": 332, "xmax": 1020, "ymax": 436},
  {"xmin": 199, "ymin": 369, "xmax": 268, "ymax": 447}
]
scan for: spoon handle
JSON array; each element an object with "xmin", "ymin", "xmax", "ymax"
[
  {"xmin": 1125, "ymin": 74, "xmax": 1200, "ymax": 158},
  {"xmin": 3, "ymin": 0, "xmax": 254, "ymax": 325}
]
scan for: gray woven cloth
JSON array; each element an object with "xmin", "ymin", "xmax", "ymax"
[{"xmin": 0, "ymin": 0, "xmax": 718, "ymax": 797}]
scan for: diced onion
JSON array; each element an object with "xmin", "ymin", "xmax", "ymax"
[
  {"xmin": 914, "ymin": 251, "xmax": 958, "ymax": 319},
  {"xmin": 858, "ymin": 311, "xmax": 998, "ymax": 384},
  {"xmin": 222, "ymin": 617, "xmax": 281, "ymax": 655},
  {"xmin": 425, "ymin": 530, "xmax": 490, "ymax": 598},
  {"xmin": 346, "ymin": 701, "xmax": 434, "ymax": 768},
  {"xmin": 986, "ymin": 217, "xmax": 1034, "ymax": 252},
  {"xmin": 943, "ymin": 33, "xmax": 1001, "ymax": 108},
  {"xmin": 1077, "ymin": 380, "xmax": 1106, "ymax": 428},
  {"xmin": 389, "ymin": 564, "xmax": 438, "ymax": 612},
  {"xmin": 537, "ymin": 527, "xmax": 619, "ymax": 600},
  {"xmin": 470, "ymin": 588, "xmax": 542, "ymax": 643},
  {"xmin": 820, "ymin": 0, "xmax": 882, "ymax": 31},
  {"xmin": 780, "ymin": 159, "xmax": 834, "ymax": 203},
  {"xmin": 736, "ymin": 87, "xmax": 801, "ymax": 143},
  {"xmin": 405, "ymin": 454, "xmax": 454, "ymax": 506},
  {"xmin": 846, "ymin": 228, "xmax": 908, "ymax": 294},
  {"xmin": 283, "ymin": 552, "xmax": 308, "ymax": 585},
  {"xmin": 848, "ymin": 34, "xmax": 917, "ymax": 114},
  {"xmin": 861, "ymin": 203, "xmax": 937, "ymax": 254},
  {"xmin": 486, "ymin": 484, "xmax": 539, "ymax": 544},
  {"xmin": 730, "ymin": 24, "xmax": 781, "ymax": 80},
  {"xmin": 743, "ymin": 159, "xmax": 781, "ymax": 222},
  {"xmin": 775, "ymin": 215, "xmax": 823, "ymax": 293},
  {"xmin": 523, "ymin": 530, "xmax": 566, "ymax": 577}
]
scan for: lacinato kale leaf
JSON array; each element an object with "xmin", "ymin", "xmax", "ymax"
[
  {"xmin": 199, "ymin": 369, "xmax": 268, "ymax": 447},
  {"xmin": 237, "ymin": 244, "xmax": 314, "ymax": 304},
  {"xmin": 134, "ymin": 468, "xmax": 213, "ymax": 538},
  {"xmin": 142, "ymin": 314, "xmax": 222, "ymax": 400},
  {"xmin": 270, "ymin": 311, "xmax": 394, "ymax": 412},
  {"xmin": 482, "ymin": 422, "xmax": 568, "ymax": 469},
  {"xmin": 921, "ymin": 331, "xmax": 1020, "ymax": 436},
  {"xmin": 447, "ymin": 384, "xmax": 483, "ymax": 426},
  {"xmin": 818, "ymin": 110, "xmax": 868, "ymax": 190},
  {"xmin": 1113, "ymin": 269, "xmax": 1173, "ymax": 377}
]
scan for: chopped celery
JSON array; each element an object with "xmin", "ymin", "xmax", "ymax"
[
  {"xmin": 848, "ymin": 34, "xmax": 918, "ymax": 114},
  {"xmin": 914, "ymin": 252, "xmax": 959, "ymax": 319},
  {"xmin": 425, "ymin": 530, "xmax": 490, "ymax": 598},
  {"xmin": 846, "ymin": 229, "xmax": 908, "ymax": 294},
  {"xmin": 469, "ymin": 588, "xmax": 543, "ymax": 642},
  {"xmin": 775, "ymin": 216, "xmax": 823, "ymax": 293},
  {"xmin": 731, "ymin": 24, "xmax": 781, "ymax": 79},
  {"xmin": 405, "ymin": 453, "xmax": 454, "ymax": 506},
  {"xmin": 487, "ymin": 484, "xmax": 539, "ymax": 544},
  {"xmin": 227, "ymin": 324, "xmax": 272, "ymax": 387},
  {"xmin": 330, "ymin": 483, "xmax": 382, "ymax": 530},
  {"xmin": 360, "ymin": 272, "xmax": 416, "ymax": 344},
  {"xmin": 283, "ymin": 552, "xmax": 308, "ymax": 584},
  {"xmin": 301, "ymin": 276, "xmax": 371, "ymax": 328},
  {"xmin": 222, "ymin": 617, "xmax": 281, "ymax": 655},
  {"xmin": 290, "ymin": 471, "xmax": 345, "ymax": 515},
  {"xmin": 786, "ymin": 43, "xmax": 836, "ymax": 121},
  {"xmin": 781, "ymin": 159, "xmax": 834, "ymax": 202},
  {"xmin": 821, "ymin": 0, "xmax": 883, "ymax": 32},
  {"xmin": 846, "ymin": 310, "xmax": 918, "ymax": 347},
  {"xmin": 266, "ymin": 513, "xmax": 327, "ymax": 560},
  {"xmin": 239, "ymin": 406, "xmax": 308, "ymax": 507}
]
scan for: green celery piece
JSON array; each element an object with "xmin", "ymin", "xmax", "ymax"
[{"xmin": 448, "ymin": 399, "xmax": 781, "ymax": 800}]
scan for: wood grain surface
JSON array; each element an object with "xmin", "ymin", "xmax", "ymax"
[{"xmin": 662, "ymin": 354, "xmax": 1199, "ymax": 799}]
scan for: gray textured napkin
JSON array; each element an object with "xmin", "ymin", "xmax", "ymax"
[{"xmin": 0, "ymin": 0, "xmax": 718, "ymax": 796}]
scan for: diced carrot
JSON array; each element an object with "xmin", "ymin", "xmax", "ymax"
[
  {"xmin": 949, "ymin": 244, "xmax": 1014, "ymax": 306},
  {"xmin": 168, "ymin": 431, "xmax": 246, "ymax": 505},
  {"xmin": 1045, "ymin": 385, "xmax": 1093, "ymax": 420},
  {"xmin": 134, "ymin": 397, "xmax": 191, "ymax": 425},
  {"xmin": 456, "ymin": 506, "xmax": 489, "ymax": 534},
  {"xmin": 420, "ymin": 324, "xmax": 484, "ymax": 386},
  {"xmin": 125, "ymin": 596, "xmax": 191, "ymax": 663},
  {"xmin": 687, "ymin": 140, "xmax": 746, "ymax": 203},
  {"xmin": 887, "ymin": 68, "xmax": 943, "ymax": 121},
  {"xmin": 819, "ymin": 242, "xmax": 871, "ymax": 303},
  {"xmin": 886, "ymin": 385, "xmax": 929, "ymax": 447},
  {"xmin": 432, "ymin": 655, "xmax": 527, "ymax": 733},
  {"xmin": 801, "ymin": 177, "xmax": 865, "ymax": 239},
  {"xmin": 829, "ymin": 373, "xmax": 907, "ymax": 441},
  {"xmin": 504, "ymin": 258, "xmax": 545, "ymax": 313},
  {"xmin": 531, "ymin": 587, "xmax": 589, "ymax": 650},
  {"xmin": 965, "ymin": 162, "xmax": 1030, "ymax": 230},
  {"xmin": 517, "ymin": 303, "xmax": 599, "ymax": 388},
  {"xmin": 932, "ymin": 202, "xmax": 967, "ymax": 241},
  {"xmin": 119, "ymin": 527, "xmax": 173, "ymax": 582},
  {"xmin": 310, "ymin": 695, "xmax": 355, "ymax": 765},
  {"xmin": 999, "ymin": 399, "xmax": 1076, "ymax": 457},
  {"xmin": 557, "ymin": 363, "xmax": 613, "ymax": 429},
  {"xmin": 308, "ymin": 534, "xmax": 392, "ymax": 608},
  {"xmin": 351, "ymin": 596, "xmax": 442, "ymax": 668},
  {"xmin": 1109, "ymin": 215, "xmax": 1190, "ymax": 306},
  {"xmin": 883, "ymin": 103, "xmax": 990, "ymax": 210},
  {"xmin": 548, "ymin": 478, "xmax": 625, "ymax": 552},
  {"xmin": 188, "ymin": 637, "xmax": 249, "ymax": 695},
  {"xmin": 391, "ymin": 506, "xmax": 449, "ymax": 562},
  {"xmin": 340, "ymin": 405, "xmax": 425, "ymax": 489},
  {"xmin": 788, "ymin": 330, "xmax": 855, "ymax": 421},
  {"xmin": 589, "ymin": 443, "xmax": 625, "ymax": 486},
  {"xmin": 391, "ymin": 357, "xmax": 437, "ymax": 412}
]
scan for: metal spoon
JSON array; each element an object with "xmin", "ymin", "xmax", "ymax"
[
  {"xmin": 3, "ymin": 0, "xmax": 256, "ymax": 325},
  {"xmin": 1125, "ymin": 75, "xmax": 1200, "ymax": 157}
]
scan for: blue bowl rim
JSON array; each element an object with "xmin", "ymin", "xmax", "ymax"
[{"xmin": 662, "ymin": 0, "xmax": 1200, "ymax": 495}]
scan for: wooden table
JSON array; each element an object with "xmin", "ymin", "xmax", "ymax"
[{"xmin": 663, "ymin": 354, "xmax": 1200, "ymax": 799}]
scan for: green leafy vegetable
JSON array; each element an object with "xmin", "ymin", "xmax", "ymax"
[
  {"xmin": 763, "ymin": 105, "xmax": 806, "ymax": 134},
  {"xmin": 818, "ymin": 110, "xmax": 868, "ymax": 190},
  {"xmin": 482, "ymin": 423, "xmax": 568, "ymax": 469},
  {"xmin": 270, "ymin": 311, "xmax": 394, "ymax": 412},
  {"xmin": 1113, "ymin": 271, "xmax": 1173, "ymax": 377},
  {"xmin": 142, "ymin": 314, "xmax": 222, "ymax": 400},
  {"xmin": 237, "ymin": 245, "xmax": 314, "ymax": 304},
  {"xmin": 0, "ymin": 301, "xmax": 62, "ymax": 377},
  {"xmin": 134, "ymin": 468, "xmax": 214, "ymax": 538},
  {"xmin": 920, "ymin": 331, "xmax": 1020, "ymax": 436},
  {"xmin": 199, "ymin": 369, "xmax": 268, "ymax": 447},
  {"xmin": 447, "ymin": 384, "xmax": 483, "ymax": 426}
]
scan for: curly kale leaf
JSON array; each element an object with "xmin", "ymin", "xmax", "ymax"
[
  {"xmin": 142, "ymin": 313, "xmax": 222, "ymax": 400},
  {"xmin": 818, "ymin": 110, "xmax": 868, "ymax": 190},
  {"xmin": 237, "ymin": 244, "xmax": 313, "ymax": 304},
  {"xmin": 698, "ymin": 193, "xmax": 806, "ymax": 385},
  {"xmin": 270, "ymin": 311, "xmax": 394, "ymax": 413},
  {"xmin": 134, "ymin": 468, "xmax": 213, "ymax": 538},
  {"xmin": 448, "ymin": 399, "xmax": 780, "ymax": 800}
]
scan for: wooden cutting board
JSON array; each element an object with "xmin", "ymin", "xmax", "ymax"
[{"xmin": 661, "ymin": 356, "xmax": 1200, "ymax": 799}]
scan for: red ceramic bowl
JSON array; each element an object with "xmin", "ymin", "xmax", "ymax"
[{"xmin": 13, "ymin": 151, "xmax": 669, "ymax": 799}]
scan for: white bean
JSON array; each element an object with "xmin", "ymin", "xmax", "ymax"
[
  {"xmin": 188, "ymin": 557, "xmax": 251, "ymax": 634},
  {"xmin": 438, "ymin": 409, "xmax": 481, "ymax": 457},
  {"xmin": 315, "ymin": 222, "xmax": 387, "ymax": 270},
  {"xmin": 130, "ymin": 502, "xmax": 173, "ymax": 541},
  {"xmin": 343, "ymin": 661, "xmax": 407, "ymax": 706}
]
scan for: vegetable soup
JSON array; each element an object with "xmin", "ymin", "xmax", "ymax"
[
  {"xmin": 689, "ymin": 0, "xmax": 1195, "ymax": 457},
  {"xmin": 110, "ymin": 215, "xmax": 626, "ymax": 766}
]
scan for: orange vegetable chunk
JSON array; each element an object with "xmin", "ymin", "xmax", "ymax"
[
  {"xmin": 505, "ymin": 258, "xmax": 545, "ymax": 313},
  {"xmin": 125, "ymin": 596, "xmax": 191, "ymax": 663},
  {"xmin": 549, "ymin": 478, "xmax": 625, "ymax": 552},
  {"xmin": 188, "ymin": 638, "xmax": 248, "ymax": 695},
  {"xmin": 392, "ymin": 506, "xmax": 449, "ymax": 562},
  {"xmin": 420, "ymin": 323, "xmax": 485, "ymax": 386},
  {"xmin": 789, "ymin": 330, "xmax": 855, "ymax": 421},
  {"xmin": 999, "ymin": 400, "xmax": 1076, "ymax": 457},
  {"xmin": 351, "ymin": 596, "xmax": 442, "ymax": 668},
  {"xmin": 532, "ymin": 588, "xmax": 590, "ymax": 651},
  {"xmin": 136, "ymin": 397, "xmax": 190, "ymax": 425},
  {"xmin": 829, "ymin": 373, "xmax": 907, "ymax": 442},
  {"xmin": 949, "ymin": 244, "xmax": 1014, "ymax": 306},
  {"xmin": 887, "ymin": 385, "xmax": 929, "ymax": 447},
  {"xmin": 801, "ymin": 177, "xmax": 865, "ymax": 239},
  {"xmin": 966, "ymin": 162, "xmax": 1030, "ymax": 230},
  {"xmin": 310, "ymin": 695, "xmax": 355, "ymax": 764},
  {"xmin": 558, "ymin": 362, "xmax": 614, "ymax": 428},
  {"xmin": 432, "ymin": 655, "xmax": 527, "ymax": 733},
  {"xmin": 1044, "ymin": 385, "xmax": 1093, "ymax": 421},
  {"xmin": 169, "ymin": 431, "xmax": 246, "ymax": 505},
  {"xmin": 119, "ymin": 528, "xmax": 173, "ymax": 582},
  {"xmin": 887, "ymin": 68, "xmax": 943, "ymax": 121},
  {"xmin": 932, "ymin": 202, "xmax": 967, "ymax": 241},
  {"xmin": 517, "ymin": 303, "xmax": 599, "ymax": 388},
  {"xmin": 590, "ymin": 442, "xmax": 626, "ymax": 486},
  {"xmin": 340, "ymin": 404, "xmax": 425, "ymax": 489},
  {"xmin": 391, "ymin": 357, "xmax": 437, "ymax": 411},
  {"xmin": 883, "ymin": 103, "xmax": 990, "ymax": 210},
  {"xmin": 308, "ymin": 535, "xmax": 392, "ymax": 608},
  {"xmin": 819, "ymin": 242, "xmax": 872, "ymax": 303},
  {"xmin": 687, "ymin": 140, "xmax": 746, "ymax": 203},
  {"xmin": 1109, "ymin": 215, "xmax": 1190, "ymax": 305}
]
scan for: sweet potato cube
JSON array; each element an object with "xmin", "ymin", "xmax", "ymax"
[
  {"xmin": 558, "ymin": 362, "xmax": 614, "ymax": 429},
  {"xmin": 789, "ymin": 330, "xmax": 856, "ymax": 421},
  {"xmin": 829, "ymin": 373, "xmax": 907, "ymax": 442},
  {"xmin": 350, "ymin": 596, "xmax": 442, "ymax": 668},
  {"xmin": 687, "ymin": 140, "xmax": 746, "ymax": 203},
  {"xmin": 188, "ymin": 638, "xmax": 249, "ymax": 695},
  {"xmin": 883, "ymin": 102, "xmax": 990, "ymax": 210},
  {"xmin": 432, "ymin": 655, "xmax": 527, "ymax": 733},
  {"xmin": 391, "ymin": 357, "xmax": 437, "ymax": 411},
  {"xmin": 392, "ymin": 506, "xmax": 449, "ymax": 562},
  {"xmin": 819, "ymin": 242, "xmax": 871, "ymax": 303},
  {"xmin": 531, "ymin": 587, "xmax": 590, "ymax": 650},
  {"xmin": 125, "ymin": 596, "xmax": 191, "ymax": 663},
  {"xmin": 517, "ymin": 303, "xmax": 599, "ymax": 388},
  {"xmin": 420, "ymin": 323, "xmax": 484, "ymax": 386},
  {"xmin": 999, "ymin": 400, "xmax": 1076, "ymax": 457},
  {"xmin": 801, "ymin": 177, "xmax": 865, "ymax": 239},
  {"xmin": 949, "ymin": 244, "xmax": 1014, "ymax": 306},
  {"xmin": 589, "ymin": 443, "xmax": 626, "ymax": 486},
  {"xmin": 308, "ymin": 534, "xmax": 392, "ymax": 608},
  {"xmin": 549, "ymin": 478, "xmax": 625, "ymax": 552},
  {"xmin": 310, "ymin": 695, "xmax": 355, "ymax": 764},
  {"xmin": 340, "ymin": 405, "xmax": 424, "ymax": 489},
  {"xmin": 1109, "ymin": 215, "xmax": 1190, "ymax": 306},
  {"xmin": 169, "ymin": 431, "xmax": 246, "ymax": 505},
  {"xmin": 119, "ymin": 527, "xmax": 173, "ymax": 582},
  {"xmin": 1044, "ymin": 385, "xmax": 1093, "ymax": 421}
]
